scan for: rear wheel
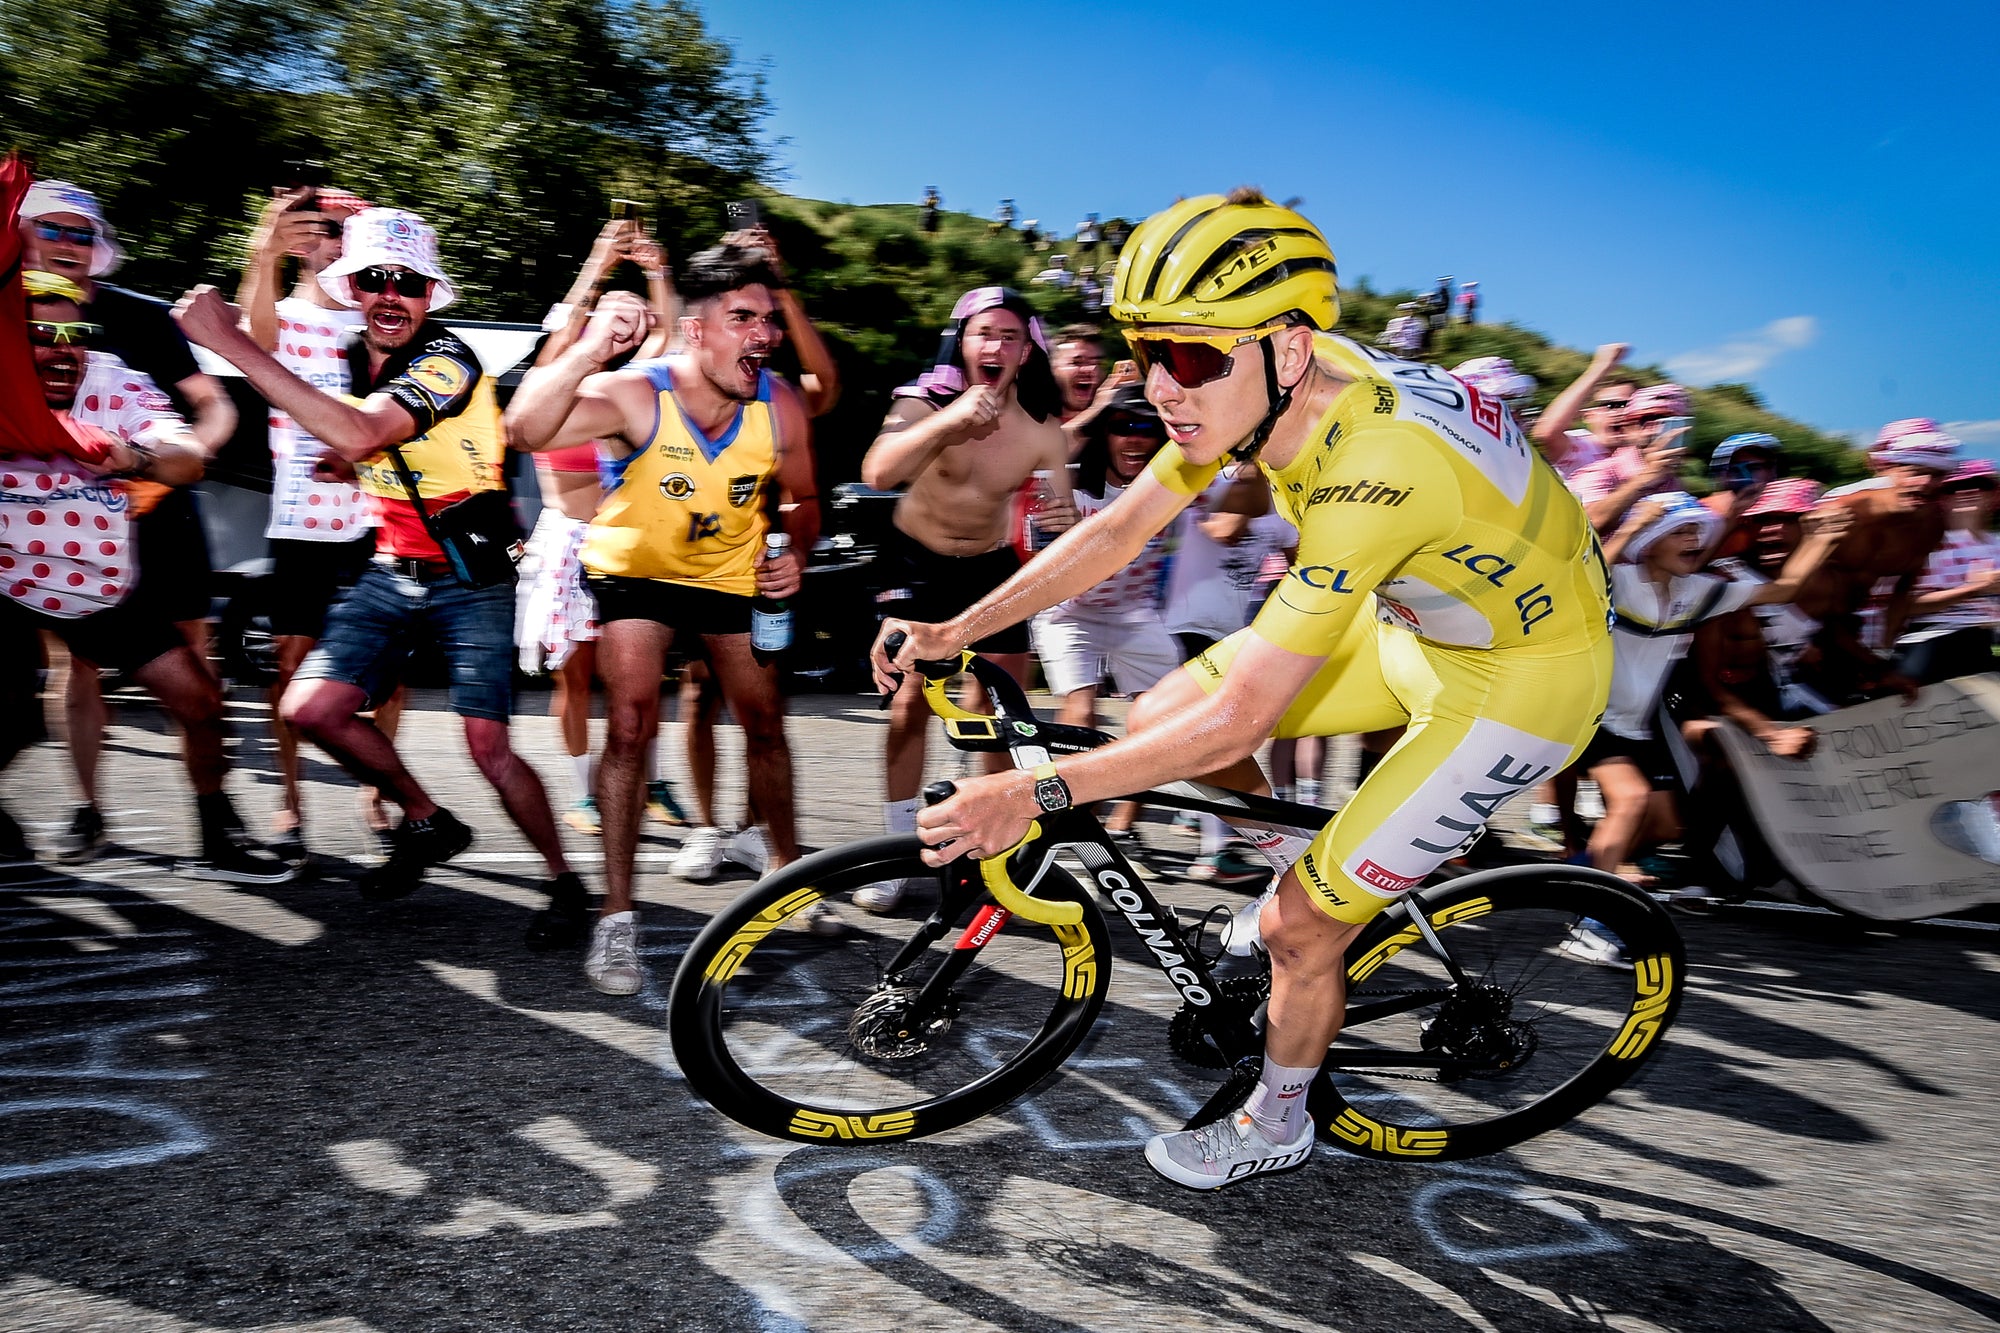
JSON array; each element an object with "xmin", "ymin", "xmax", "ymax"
[
  {"xmin": 1313, "ymin": 865, "xmax": 1684, "ymax": 1161},
  {"xmin": 669, "ymin": 835, "xmax": 1112, "ymax": 1144}
]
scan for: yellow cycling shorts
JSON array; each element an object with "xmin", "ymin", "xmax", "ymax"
[{"xmin": 1189, "ymin": 606, "xmax": 1611, "ymax": 924}]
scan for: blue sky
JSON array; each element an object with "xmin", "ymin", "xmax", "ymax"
[{"xmin": 713, "ymin": 0, "xmax": 1999, "ymax": 454}]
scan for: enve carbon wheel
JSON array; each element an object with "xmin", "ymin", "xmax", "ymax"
[
  {"xmin": 668, "ymin": 835, "xmax": 1112, "ymax": 1145},
  {"xmin": 1313, "ymin": 864, "xmax": 1685, "ymax": 1162}
]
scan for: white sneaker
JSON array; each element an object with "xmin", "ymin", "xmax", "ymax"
[
  {"xmin": 1575, "ymin": 781, "xmax": 1606, "ymax": 821},
  {"xmin": 852, "ymin": 876, "xmax": 922, "ymax": 914},
  {"xmin": 1558, "ymin": 922, "xmax": 1633, "ymax": 969},
  {"xmin": 1219, "ymin": 887, "xmax": 1276, "ymax": 956},
  {"xmin": 801, "ymin": 901, "xmax": 846, "ymax": 936},
  {"xmin": 673, "ymin": 826, "xmax": 730, "ymax": 882},
  {"xmin": 725, "ymin": 825, "xmax": 770, "ymax": 875},
  {"xmin": 1144, "ymin": 1104, "xmax": 1313, "ymax": 1190},
  {"xmin": 585, "ymin": 914, "xmax": 643, "ymax": 996}
]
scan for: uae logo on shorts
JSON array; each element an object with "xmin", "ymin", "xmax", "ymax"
[
  {"xmin": 728, "ymin": 474, "xmax": 759, "ymax": 507},
  {"xmin": 660, "ymin": 472, "xmax": 696, "ymax": 500}
]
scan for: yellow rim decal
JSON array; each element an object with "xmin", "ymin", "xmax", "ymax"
[
  {"xmin": 787, "ymin": 1108, "xmax": 919, "ymax": 1140},
  {"xmin": 1328, "ymin": 1107, "xmax": 1448, "ymax": 1157},
  {"xmin": 704, "ymin": 886, "xmax": 825, "ymax": 985},
  {"xmin": 1052, "ymin": 921, "xmax": 1098, "ymax": 1000},
  {"xmin": 1346, "ymin": 897, "xmax": 1492, "ymax": 983},
  {"xmin": 1609, "ymin": 953, "xmax": 1674, "ymax": 1060}
]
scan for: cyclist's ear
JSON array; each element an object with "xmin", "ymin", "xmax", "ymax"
[{"xmin": 1274, "ymin": 324, "xmax": 1317, "ymax": 390}]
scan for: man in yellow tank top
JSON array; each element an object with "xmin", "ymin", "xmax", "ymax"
[
  {"xmin": 872, "ymin": 191, "xmax": 1611, "ymax": 1191},
  {"xmin": 508, "ymin": 241, "xmax": 819, "ymax": 996}
]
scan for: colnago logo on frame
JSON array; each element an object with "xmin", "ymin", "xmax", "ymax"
[{"xmin": 1093, "ymin": 869, "xmax": 1211, "ymax": 1005}]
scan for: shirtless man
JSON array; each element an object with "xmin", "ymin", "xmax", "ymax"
[
  {"xmin": 1792, "ymin": 428, "xmax": 1957, "ymax": 702},
  {"xmin": 856, "ymin": 286, "xmax": 1076, "ymax": 911}
]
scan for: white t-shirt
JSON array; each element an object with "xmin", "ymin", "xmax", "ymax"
[
  {"xmin": 1906, "ymin": 528, "xmax": 2000, "ymax": 638},
  {"xmin": 1161, "ymin": 472, "xmax": 1295, "ymax": 640},
  {"xmin": 1047, "ymin": 479, "xmax": 1172, "ymax": 622},
  {"xmin": 1, "ymin": 353, "xmax": 184, "ymax": 618},
  {"xmin": 1603, "ymin": 562, "xmax": 1761, "ymax": 739},
  {"xmin": 266, "ymin": 297, "xmax": 368, "ymax": 541}
]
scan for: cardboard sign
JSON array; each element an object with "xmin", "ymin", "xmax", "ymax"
[{"xmin": 1714, "ymin": 677, "xmax": 2000, "ymax": 920}]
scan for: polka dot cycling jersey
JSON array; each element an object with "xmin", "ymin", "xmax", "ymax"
[
  {"xmin": 267, "ymin": 298, "xmax": 367, "ymax": 541},
  {"xmin": 0, "ymin": 352, "xmax": 177, "ymax": 617}
]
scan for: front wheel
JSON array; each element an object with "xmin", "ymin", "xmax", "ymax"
[
  {"xmin": 1313, "ymin": 865, "xmax": 1685, "ymax": 1161},
  {"xmin": 668, "ymin": 835, "xmax": 1112, "ymax": 1144}
]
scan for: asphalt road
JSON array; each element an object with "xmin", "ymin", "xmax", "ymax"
[{"xmin": 2, "ymin": 686, "xmax": 1998, "ymax": 1332}]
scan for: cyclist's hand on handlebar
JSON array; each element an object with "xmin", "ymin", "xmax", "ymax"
[
  {"xmin": 916, "ymin": 770, "xmax": 1034, "ymax": 869},
  {"xmin": 869, "ymin": 617, "xmax": 959, "ymax": 694}
]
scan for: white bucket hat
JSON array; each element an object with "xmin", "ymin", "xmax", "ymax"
[
  {"xmin": 318, "ymin": 207, "xmax": 457, "ymax": 312},
  {"xmin": 21, "ymin": 180, "xmax": 126, "ymax": 277}
]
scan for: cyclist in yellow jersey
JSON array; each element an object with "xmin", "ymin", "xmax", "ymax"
[
  {"xmin": 507, "ymin": 242, "xmax": 819, "ymax": 996},
  {"xmin": 872, "ymin": 189, "xmax": 1612, "ymax": 1190}
]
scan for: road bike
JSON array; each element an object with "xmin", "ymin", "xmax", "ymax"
[{"xmin": 668, "ymin": 649, "xmax": 1685, "ymax": 1161}]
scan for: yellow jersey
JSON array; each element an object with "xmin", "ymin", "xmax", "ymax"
[
  {"xmin": 1150, "ymin": 334, "xmax": 1611, "ymax": 656},
  {"xmin": 581, "ymin": 360, "xmax": 779, "ymax": 595}
]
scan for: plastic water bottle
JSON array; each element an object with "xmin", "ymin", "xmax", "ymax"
[
  {"xmin": 751, "ymin": 532, "xmax": 793, "ymax": 665},
  {"xmin": 1024, "ymin": 469, "xmax": 1054, "ymax": 552}
]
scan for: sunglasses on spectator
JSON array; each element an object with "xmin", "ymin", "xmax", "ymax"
[
  {"xmin": 1593, "ymin": 397, "xmax": 1630, "ymax": 412},
  {"xmin": 1105, "ymin": 414, "xmax": 1164, "ymax": 436},
  {"xmin": 1629, "ymin": 413, "xmax": 1674, "ymax": 429},
  {"xmin": 1124, "ymin": 321, "xmax": 1290, "ymax": 389},
  {"xmin": 27, "ymin": 319, "xmax": 101, "ymax": 347},
  {"xmin": 352, "ymin": 266, "xmax": 433, "ymax": 298},
  {"xmin": 32, "ymin": 220, "xmax": 97, "ymax": 246}
]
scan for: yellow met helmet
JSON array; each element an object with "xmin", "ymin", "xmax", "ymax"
[{"xmin": 1111, "ymin": 191, "xmax": 1339, "ymax": 331}]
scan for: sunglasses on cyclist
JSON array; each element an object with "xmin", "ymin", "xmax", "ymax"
[
  {"xmin": 32, "ymin": 220, "xmax": 97, "ymax": 247},
  {"xmin": 27, "ymin": 319, "xmax": 101, "ymax": 347},
  {"xmin": 351, "ymin": 266, "xmax": 433, "ymax": 299},
  {"xmin": 1123, "ymin": 321, "xmax": 1290, "ymax": 389}
]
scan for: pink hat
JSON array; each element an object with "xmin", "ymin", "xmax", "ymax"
[
  {"xmin": 1948, "ymin": 458, "xmax": 1997, "ymax": 486},
  {"xmin": 1876, "ymin": 429, "xmax": 1961, "ymax": 472},
  {"xmin": 1744, "ymin": 477, "xmax": 1824, "ymax": 517},
  {"xmin": 1873, "ymin": 417, "xmax": 1943, "ymax": 451},
  {"xmin": 1622, "ymin": 383, "xmax": 1690, "ymax": 419}
]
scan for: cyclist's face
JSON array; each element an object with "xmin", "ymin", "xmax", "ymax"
[
  {"xmin": 688, "ymin": 284, "xmax": 780, "ymax": 402},
  {"xmin": 961, "ymin": 310, "xmax": 1030, "ymax": 392},
  {"xmin": 1141, "ymin": 326, "xmax": 1283, "ymax": 464}
]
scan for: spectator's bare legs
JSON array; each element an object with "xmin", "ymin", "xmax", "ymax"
[
  {"xmin": 683, "ymin": 661, "xmax": 723, "ymax": 827},
  {"xmin": 62, "ymin": 649, "xmax": 106, "ymax": 806},
  {"xmin": 176, "ymin": 617, "xmax": 216, "ymax": 684},
  {"xmin": 702, "ymin": 634, "xmax": 797, "ymax": 865},
  {"xmin": 554, "ymin": 642, "xmax": 596, "ymax": 803},
  {"xmin": 270, "ymin": 635, "xmax": 314, "ymax": 833},
  {"xmin": 130, "ymin": 646, "xmax": 227, "ymax": 795},
  {"xmin": 359, "ymin": 687, "xmax": 406, "ymax": 834},
  {"xmin": 1585, "ymin": 758, "xmax": 1680, "ymax": 880},
  {"xmin": 282, "ymin": 679, "xmax": 439, "ymax": 820},
  {"xmin": 597, "ymin": 620, "xmax": 672, "ymax": 916},
  {"xmin": 460, "ymin": 716, "xmax": 570, "ymax": 877}
]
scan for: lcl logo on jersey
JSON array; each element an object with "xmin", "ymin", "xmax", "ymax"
[
  {"xmin": 728, "ymin": 474, "xmax": 758, "ymax": 507},
  {"xmin": 660, "ymin": 472, "xmax": 696, "ymax": 500}
]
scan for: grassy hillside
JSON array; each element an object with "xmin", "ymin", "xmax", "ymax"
[{"xmin": 754, "ymin": 193, "xmax": 1867, "ymax": 488}]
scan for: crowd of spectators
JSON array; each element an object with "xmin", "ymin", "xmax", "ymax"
[{"xmin": 2, "ymin": 167, "xmax": 1993, "ymax": 995}]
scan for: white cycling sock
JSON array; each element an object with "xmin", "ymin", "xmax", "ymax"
[
  {"xmin": 1271, "ymin": 784, "xmax": 1292, "ymax": 803},
  {"xmin": 1245, "ymin": 1058, "xmax": 1320, "ymax": 1140},
  {"xmin": 1297, "ymin": 778, "xmax": 1322, "ymax": 807},
  {"xmin": 885, "ymin": 798, "xmax": 919, "ymax": 835},
  {"xmin": 1199, "ymin": 813, "xmax": 1228, "ymax": 856},
  {"xmin": 569, "ymin": 752, "xmax": 592, "ymax": 803}
]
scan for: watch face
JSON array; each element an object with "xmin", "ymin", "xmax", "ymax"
[{"xmin": 1035, "ymin": 776, "xmax": 1069, "ymax": 812}]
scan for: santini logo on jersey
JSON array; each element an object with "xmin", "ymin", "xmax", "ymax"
[{"xmin": 1307, "ymin": 479, "xmax": 1411, "ymax": 508}]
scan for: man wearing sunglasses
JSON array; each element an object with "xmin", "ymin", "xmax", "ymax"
[
  {"xmin": 876, "ymin": 189, "xmax": 1611, "ymax": 1191},
  {"xmin": 22, "ymin": 180, "xmax": 241, "ymax": 860},
  {"xmin": 3, "ymin": 273, "xmax": 291, "ymax": 883},
  {"xmin": 174, "ymin": 207, "xmax": 583, "ymax": 918},
  {"xmin": 1567, "ymin": 382, "xmax": 1694, "ymax": 534},
  {"xmin": 1518, "ymin": 341, "xmax": 1632, "ymax": 479},
  {"xmin": 855, "ymin": 286, "xmax": 1077, "ymax": 914}
]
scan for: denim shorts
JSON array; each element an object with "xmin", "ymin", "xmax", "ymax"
[{"xmin": 295, "ymin": 563, "xmax": 515, "ymax": 720}]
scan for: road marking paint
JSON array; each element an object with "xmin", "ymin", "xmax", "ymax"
[
  {"xmin": 1347, "ymin": 1252, "xmax": 1502, "ymax": 1331},
  {"xmin": 328, "ymin": 1138, "xmax": 430, "ymax": 1199},
  {"xmin": 419, "ymin": 961, "xmax": 666, "ymax": 1066},
  {"xmin": 116, "ymin": 882, "xmax": 325, "ymax": 947},
  {"xmin": 0, "ymin": 1276, "xmax": 380, "ymax": 1331}
]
